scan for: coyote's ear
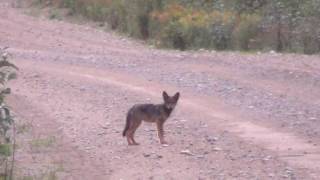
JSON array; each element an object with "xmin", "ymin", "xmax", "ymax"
[
  {"xmin": 174, "ymin": 92, "xmax": 180, "ymax": 101},
  {"xmin": 162, "ymin": 91, "xmax": 169, "ymax": 101}
]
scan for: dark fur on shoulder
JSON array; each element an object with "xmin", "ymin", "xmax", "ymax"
[{"xmin": 123, "ymin": 91, "xmax": 180, "ymax": 145}]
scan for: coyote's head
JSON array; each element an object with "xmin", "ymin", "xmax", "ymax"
[{"xmin": 162, "ymin": 91, "xmax": 180, "ymax": 109}]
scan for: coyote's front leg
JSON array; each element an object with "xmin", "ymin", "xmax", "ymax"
[{"xmin": 156, "ymin": 120, "xmax": 167, "ymax": 144}]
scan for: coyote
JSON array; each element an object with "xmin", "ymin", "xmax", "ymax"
[{"xmin": 122, "ymin": 91, "xmax": 180, "ymax": 145}]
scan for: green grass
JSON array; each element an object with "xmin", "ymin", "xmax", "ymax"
[
  {"xmin": 49, "ymin": 9, "xmax": 62, "ymax": 20},
  {"xmin": 20, "ymin": 176, "xmax": 34, "ymax": 180},
  {"xmin": 42, "ymin": 171, "xmax": 57, "ymax": 180},
  {"xmin": 17, "ymin": 123, "xmax": 31, "ymax": 134},
  {"xmin": 17, "ymin": 163, "xmax": 64, "ymax": 180},
  {"xmin": 0, "ymin": 143, "xmax": 11, "ymax": 156},
  {"xmin": 29, "ymin": 136, "xmax": 56, "ymax": 149}
]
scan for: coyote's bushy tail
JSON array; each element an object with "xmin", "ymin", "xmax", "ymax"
[{"xmin": 122, "ymin": 112, "xmax": 131, "ymax": 137}]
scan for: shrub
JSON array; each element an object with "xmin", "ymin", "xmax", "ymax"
[
  {"xmin": 0, "ymin": 47, "xmax": 18, "ymax": 180},
  {"xmin": 151, "ymin": 4, "xmax": 236, "ymax": 50},
  {"xmin": 232, "ymin": 14, "xmax": 261, "ymax": 50},
  {"xmin": 43, "ymin": 0, "xmax": 320, "ymax": 53}
]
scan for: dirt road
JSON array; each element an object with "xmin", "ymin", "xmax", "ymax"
[{"xmin": 1, "ymin": 1, "xmax": 320, "ymax": 179}]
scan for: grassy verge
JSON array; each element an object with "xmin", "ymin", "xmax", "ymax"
[{"xmin": 30, "ymin": 0, "xmax": 320, "ymax": 53}]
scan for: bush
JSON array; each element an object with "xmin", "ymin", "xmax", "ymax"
[
  {"xmin": 0, "ymin": 47, "xmax": 18, "ymax": 180},
  {"xmin": 151, "ymin": 4, "xmax": 235, "ymax": 50},
  {"xmin": 43, "ymin": 0, "xmax": 320, "ymax": 53},
  {"xmin": 232, "ymin": 14, "xmax": 261, "ymax": 50}
]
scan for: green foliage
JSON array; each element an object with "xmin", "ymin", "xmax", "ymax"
[
  {"xmin": 0, "ymin": 48, "xmax": 16, "ymax": 145},
  {"xmin": 45, "ymin": 0, "xmax": 320, "ymax": 53},
  {"xmin": 151, "ymin": 4, "xmax": 236, "ymax": 50},
  {"xmin": 30, "ymin": 136, "xmax": 56, "ymax": 149},
  {"xmin": 21, "ymin": 176, "xmax": 34, "ymax": 180},
  {"xmin": 62, "ymin": 0, "xmax": 76, "ymax": 10},
  {"xmin": 0, "ymin": 47, "xmax": 18, "ymax": 180},
  {"xmin": 49, "ymin": 9, "xmax": 62, "ymax": 20},
  {"xmin": 0, "ymin": 144, "xmax": 11, "ymax": 156},
  {"xmin": 232, "ymin": 14, "xmax": 261, "ymax": 50}
]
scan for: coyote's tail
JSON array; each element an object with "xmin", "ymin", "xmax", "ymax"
[{"xmin": 122, "ymin": 112, "xmax": 131, "ymax": 137}]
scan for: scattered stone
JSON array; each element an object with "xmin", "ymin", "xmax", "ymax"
[
  {"xmin": 196, "ymin": 155, "xmax": 205, "ymax": 159},
  {"xmin": 268, "ymin": 173, "xmax": 275, "ymax": 178},
  {"xmin": 114, "ymin": 156, "xmax": 121, "ymax": 159},
  {"xmin": 143, "ymin": 153, "xmax": 151, "ymax": 158},
  {"xmin": 282, "ymin": 174, "xmax": 289, "ymax": 178},
  {"xmin": 201, "ymin": 124, "xmax": 208, "ymax": 128},
  {"xmin": 206, "ymin": 136, "xmax": 219, "ymax": 143},
  {"xmin": 269, "ymin": 50, "xmax": 276, "ymax": 54},
  {"xmin": 143, "ymin": 152, "xmax": 162, "ymax": 159},
  {"xmin": 212, "ymin": 147, "xmax": 222, "ymax": 151},
  {"xmin": 262, "ymin": 155, "xmax": 272, "ymax": 162},
  {"xmin": 97, "ymin": 132, "xmax": 107, "ymax": 136},
  {"xmin": 203, "ymin": 151, "xmax": 210, "ymax": 155},
  {"xmin": 309, "ymin": 117, "xmax": 317, "ymax": 120},
  {"xmin": 79, "ymin": 87, "xmax": 86, "ymax": 91},
  {"xmin": 101, "ymin": 126, "xmax": 109, "ymax": 129},
  {"xmin": 114, "ymin": 130, "xmax": 120, "ymax": 133},
  {"xmin": 180, "ymin": 149, "xmax": 194, "ymax": 156}
]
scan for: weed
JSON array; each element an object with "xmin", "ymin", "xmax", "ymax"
[
  {"xmin": 49, "ymin": 9, "xmax": 61, "ymax": 20},
  {"xmin": 0, "ymin": 144, "xmax": 11, "ymax": 156},
  {"xmin": 29, "ymin": 136, "xmax": 55, "ymax": 149},
  {"xmin": 16, "ymin": 123, "xmax": 31, "ymax": 134},
  {"xmin": 21, "ymin": 176, "xmax": 33, "ymax": 180}
]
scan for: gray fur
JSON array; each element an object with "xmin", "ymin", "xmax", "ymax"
[{"xmin": 122, "ymin": 91, "xmax": 180, "ymax": 145}]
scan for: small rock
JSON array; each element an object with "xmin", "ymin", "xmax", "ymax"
[
  {"xmin": 262, "ymin": 155, "xmax": 272, "ymax": 162},
  {"xmin": 79, "ymin": 87, "xmax": 86, "ymax": 91},
  {"xmin": 180, "ymin": 149, "xmax": 194, "ymax": 156},
  {"xmin": 143, "ymin": 153, "xmax": 151, "ymax": 158},
  {"xmin": 114, "ymin": 156, "xmax": 121, "ymax": 159},
  {"xmin": 282, "ymin": 174, "xmax": 289, "ymax": 178},
  {"xmin": 269, "ymin": 50, "xmax": 276, "ymax": 54},
  {"xmin": 285, "ymin": 167, "xmax": 293, "ymax": 172},
  {"xmin": 213, "ymin": 147, "xmax": 222, "ymax": 151},
  {"xmin": 97, "ymin": 132, "xmax": 107, "ymax": 136},
  {"xmin": 268, "ymin": 173, "xmax": 275, "ymax": 178},
  {"xmin": 196, "ymin": 155, "xmax": 205, "ymax": 159},
  {"xmin": 101, "ymin": 126, "xmax": 108, "ymax": 129},
  {"xmin": 206, "ymin": 136, "xmax": 219, "ymax": 143},
  {"xmin": 203, "ymin": 151, "xmax": 210, "ymax": 155}
]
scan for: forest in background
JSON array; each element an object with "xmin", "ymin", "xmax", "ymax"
[{"xmin": 39, "ymin": 0, "xmax": 320, "ymax": 54}]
